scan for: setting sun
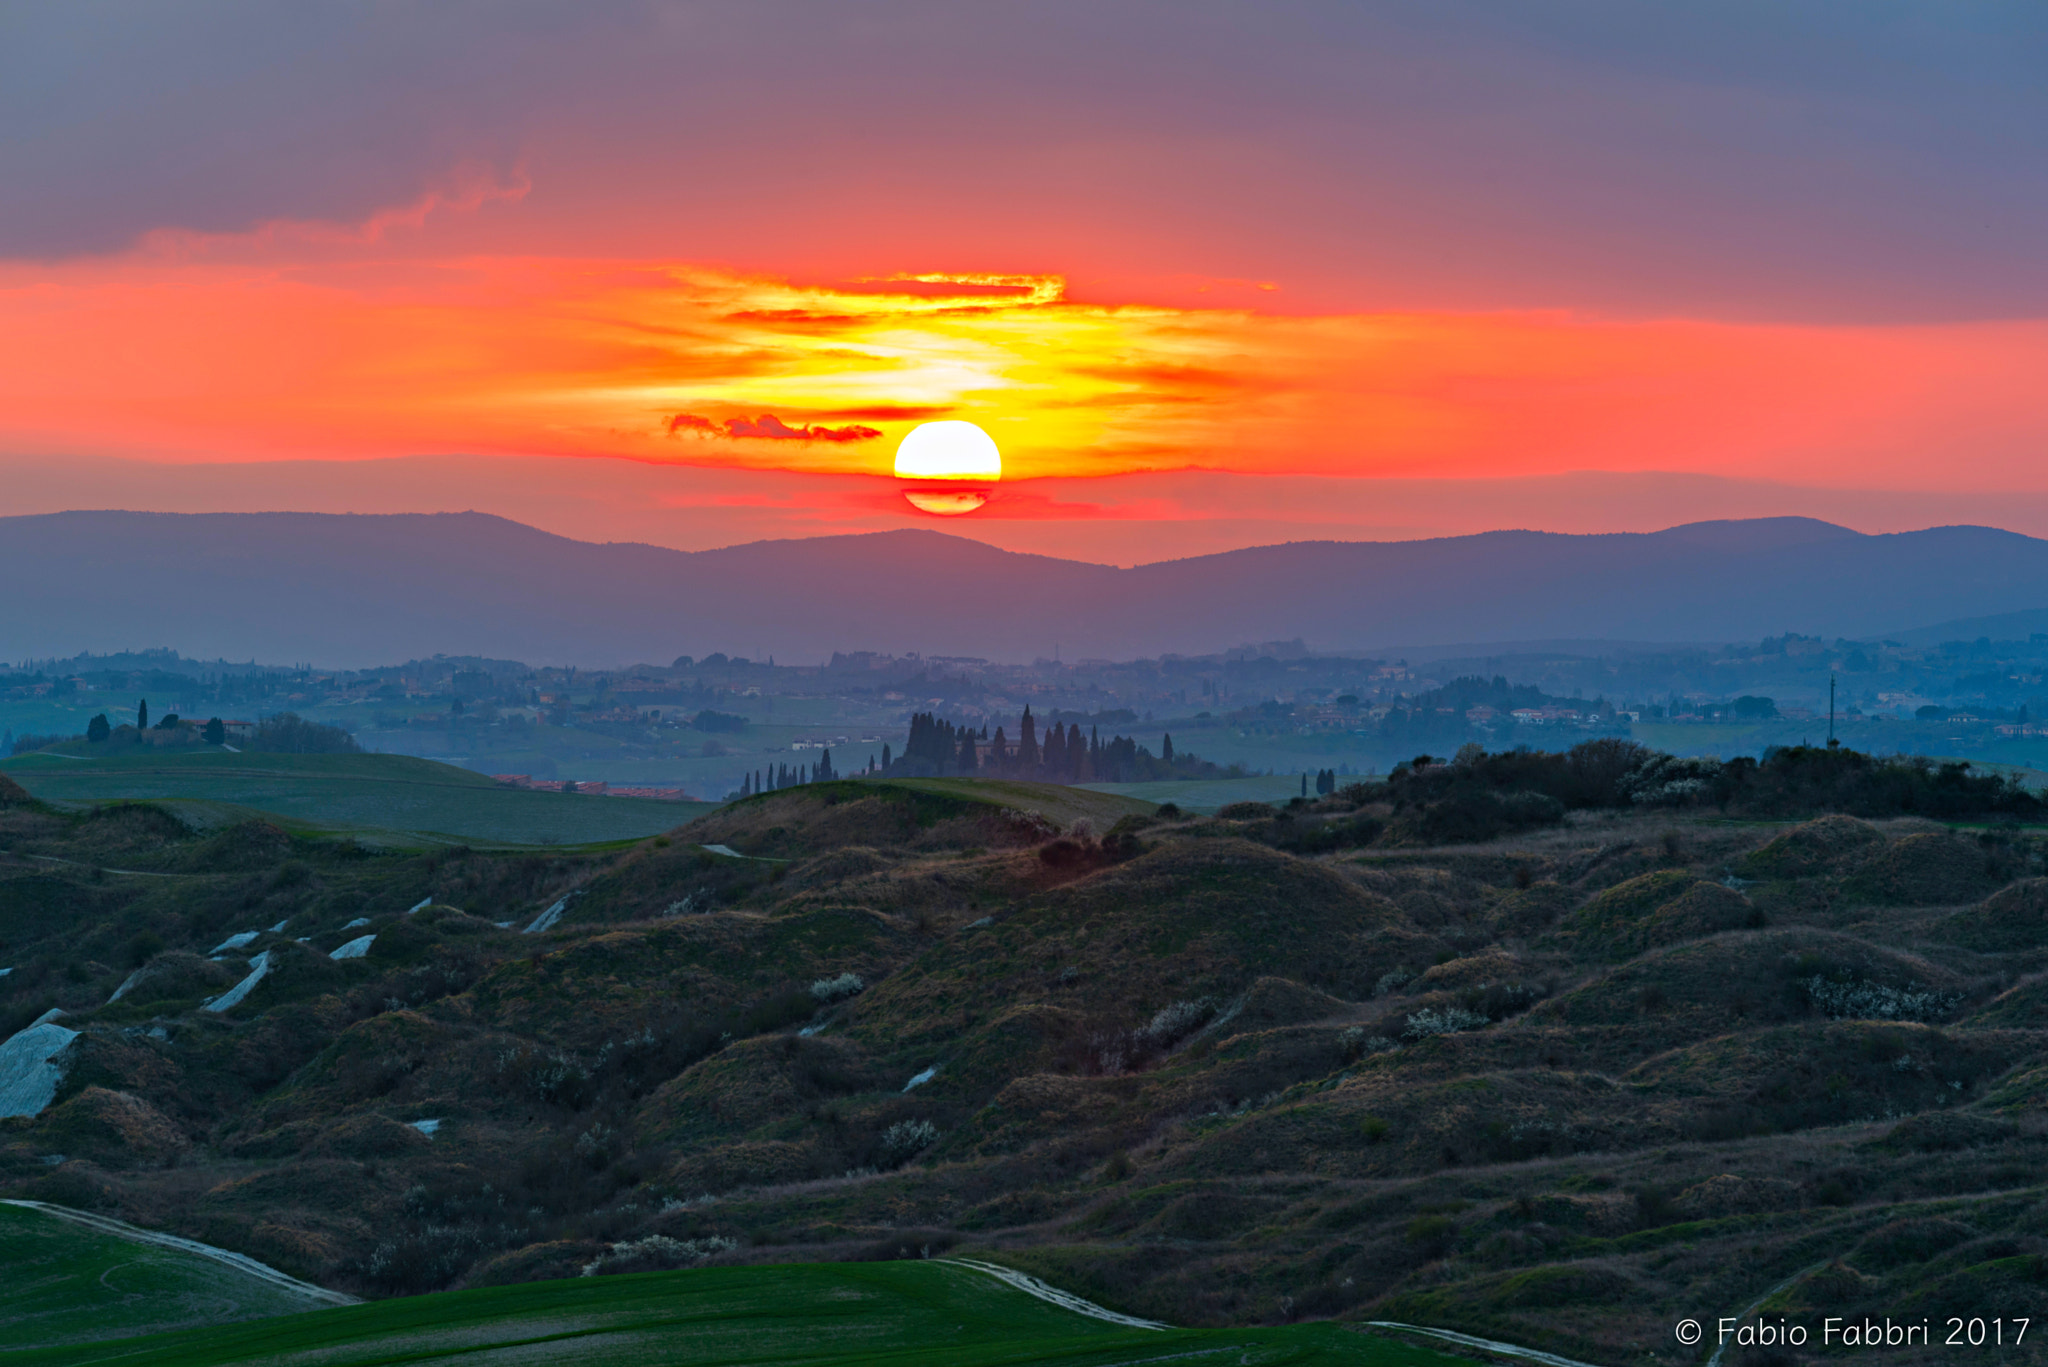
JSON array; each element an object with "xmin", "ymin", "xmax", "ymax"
[{"xmin": 894, "ymin": 419, "xmax": 1001, "ymax": 514}]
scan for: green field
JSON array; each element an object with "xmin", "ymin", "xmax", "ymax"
[
  {"xmin": 0, "ymin": 1202, "xmax": 343, "ymax": 1351},
  {"xmin": 0, "ymin": 751, "xmax": 716, "ymax": 848},
  {"xmin": 0, "ymin": 1251, "xmax": 1471, "ymax": 1367},
  {"xmin": 1080, "ymin": 775, "xmax": 1309, "ymax": 812},
  {"xmin": 862, "ymin": 776, "xmax": 1157, "ymax": 827}
]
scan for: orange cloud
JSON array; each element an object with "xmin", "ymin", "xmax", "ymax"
[{"xmin": 1, "ymin": 231, "xmax": 2046, "ymax": 501}]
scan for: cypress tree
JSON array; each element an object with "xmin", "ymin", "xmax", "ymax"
[
  {"xmin": 1162, "ymin": 732, "xmax": 1174, "ymax": 765},
  {"xmin": 957, "ymin": 727, "xmax": 978, "ymax": 773},
  {"xmin": 882, "ymin": 742, "xmax": 891, "ymax": 771},
  {"xmin": 137, "ymin": 699, "xmax": 149, "ymax": 730},
  {"xmin": 1018, "ymin": 706, "xmax": 1039, "ymax": 771}
]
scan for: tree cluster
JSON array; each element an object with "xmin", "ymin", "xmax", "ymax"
[
  {"xmin": 882, "ymin": 707, "xmax": 1240, "ymax": 783},
  {"xmin": 247, "ymin": 712, "xmax": 361, "ymax": 754},
  {"xmin": 1364, "ymin": 738, "xmax": 2042, "ymax": 844},
  {"xmin": 733, "ymin": 748, "xmax": 837, "ymax": 799}
]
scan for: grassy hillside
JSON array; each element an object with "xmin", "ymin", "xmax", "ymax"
[
  {"xmin": 0, "ymin": 1260, "xmax": 1461, "ymax": 1367},
  {"xmin": 1080, "ymin": 776, "xmax": 1309, "ymax": 812},
  {"xmin": 0, "ymin": 1201, "xmax": 341, "ymax": 1349},
  {"xmin": 0, "ymin": 752, "xmax": 714, "ymax": 847},
  {"xmin": 860, "ymin": 777, "xmax": 1156, "ymax": 827},
  {"xmin": 6, "ymin": 768, "xmax": 2048, "ymax": 1366}
]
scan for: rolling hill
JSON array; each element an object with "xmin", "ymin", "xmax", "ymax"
[
  {"xmin": 0, "ymin": 1200, "xmax": 347, "ymax": 1351},
  {"xmin": 0, "ymin": 1256, "xmax": 1462, "ymax": 1367},
  {"xmin": 0, "ymin": 752, "xmax": 712, "ymax": 848},
  {"xmin": 3, "ymin": 511, "xmax": 2047, "ymax": 665},
  {"xmin": 5, "ymin": 761, "xmax": 2047, "ymax": 1364}
]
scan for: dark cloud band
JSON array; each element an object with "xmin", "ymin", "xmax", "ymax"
[{"xmin": 666, "ymin": 413, "xmax": 881, "ymax": 443}]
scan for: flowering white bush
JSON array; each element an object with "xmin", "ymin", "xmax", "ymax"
[
  {"xmin": 879, "ymin": 1118, "xmax": 940, "ymax": 1163},
  {"xmin": 1338, "ymin": 1026, "xmax": 1397, "ymax": 1058},
  {"xmin": 811, "ymin": 972, "xmax": 865, "ymax": 1003},
  {"xmin": 1805, "ymin": 976, "xmax": 1958, "ymax": 1023},
  {"xmin": 1618, "ymin": 755, "xmax": 1725, "ymax": 806},
  {"xmin": 581, "ymin": 1234, "xmax": 737, "ymax": 1276},
  {"xmin": 1403, "ymin": 1006, "xmax": 1489, "ymax": 1039},
  {"xmin": 1140, "ymin": 998, "xmax": 1214, "ymax": 1046}
]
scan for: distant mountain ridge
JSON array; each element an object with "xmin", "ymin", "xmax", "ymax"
[{"xmin": 2, "ymin": 510, "xmax": 2044, "ymax": 666}]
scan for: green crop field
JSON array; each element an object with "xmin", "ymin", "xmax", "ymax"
[
  {"xmin": 0, "ymin": 1249, "xmax": 1475, "ymax": 1367},
  {"xmin": 0, "ymin": 1202, "xmax": 343, "ymax": 1351},
  {"xmin": 1080, "ymin": 775, "xmax": 1309, "ymax": 812},
  {"xmin": 861, "ymin": 776, "xmax": 1157, "ymax": 827},
  {"xmin": 0, "ymin": 751, "xmax": 716, "ymax": 848}
]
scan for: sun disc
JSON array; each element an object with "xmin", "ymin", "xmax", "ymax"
[
  {"xmin": 902, "ymin": 489, "xmax": 990, "ymax": 515},
  {"xmin": 893, "ymin": 420, "xmax": 1001, "ymax": 482}
]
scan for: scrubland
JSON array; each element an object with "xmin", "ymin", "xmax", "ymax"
[{"xmin": 3, "ymin": 768, "xmax": 2046, "ymax": 1365}]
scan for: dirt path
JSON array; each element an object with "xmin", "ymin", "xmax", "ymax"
[
  {"xmin": 1365, "ymin": 1321, "xmax": 1607, "ymax": 1367},
  {"xmin": 940, "ymin": 1257, "xmax": 1169, "ymax": 1330}
]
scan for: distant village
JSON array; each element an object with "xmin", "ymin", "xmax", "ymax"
[{"xmin": 6, "ymin": 628, "xmax": 2048, "ymax": 795}]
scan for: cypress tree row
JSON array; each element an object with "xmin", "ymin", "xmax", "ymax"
[{"xmin": 873, "ymin": 706, "xmax": 1238, "ymax": 783}]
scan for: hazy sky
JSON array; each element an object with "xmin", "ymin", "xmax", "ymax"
[{"xmin": 4, "ymin": 2, "xmax": 2045, "ymax": 555}]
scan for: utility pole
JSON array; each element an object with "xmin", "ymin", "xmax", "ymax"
[{"xmin": 1827, "ymin": 673, "xmax": 1837, "ymax": 748}]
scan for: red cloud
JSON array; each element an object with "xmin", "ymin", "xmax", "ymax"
[{"xmin": 665, "ymin": 412, "xmax": 882, "ymax": 443}]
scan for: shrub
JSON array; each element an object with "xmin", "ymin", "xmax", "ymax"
[
  {"xmin": 1139, "ymin": 998, "xmax": 1214, "ymax": 1047},
  {"xmin": 361, "ymin": 1227, "xmax": 496, "ymax": 1293},
  {"xmin": 1804, "ymin": 975, "xmax": 1959, "ymax": 1023},
  {"xmin": 878, "ymin": 1119, "xmax": 940, "ymax": 1165},
  {"xmin": 1403, "ymin": 1006, "xmax": 1489, "ymax": 1040},
  {"xmin": 1338, "ymin": 1027, "xmax": 1396, "ymax": 1061},
  {"xmin": 581, "ymin": 1234, "xmax": 737, "ymax": 1276},
  {"xmin": 1210, "ymin": 800, "xmax": 1273, "ymax": 821},
  {"xmin": 810, "ymin": 972, "xmax": 865, "ymax": 1003}
]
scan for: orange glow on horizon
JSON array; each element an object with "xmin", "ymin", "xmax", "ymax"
[{"xmin": 2, "ymin": 230, "xmax": 2048, "ymax": 506}]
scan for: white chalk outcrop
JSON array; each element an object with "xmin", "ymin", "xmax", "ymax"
[
  {"xmin": 0, "ymin": 1018, "xmax": 79, "ymax": 1118},
  {"xmin": 329, "ymin": 935, "xmax": 375, "ymax": 961},
  {"xmin": 204, "ymin": 951, "xmax": 272, "ymax": 1013}
]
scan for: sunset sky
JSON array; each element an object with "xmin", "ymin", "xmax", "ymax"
[{"xmin": 5, "ymin": 2, "xmax": 2047, "ymax": 560}]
